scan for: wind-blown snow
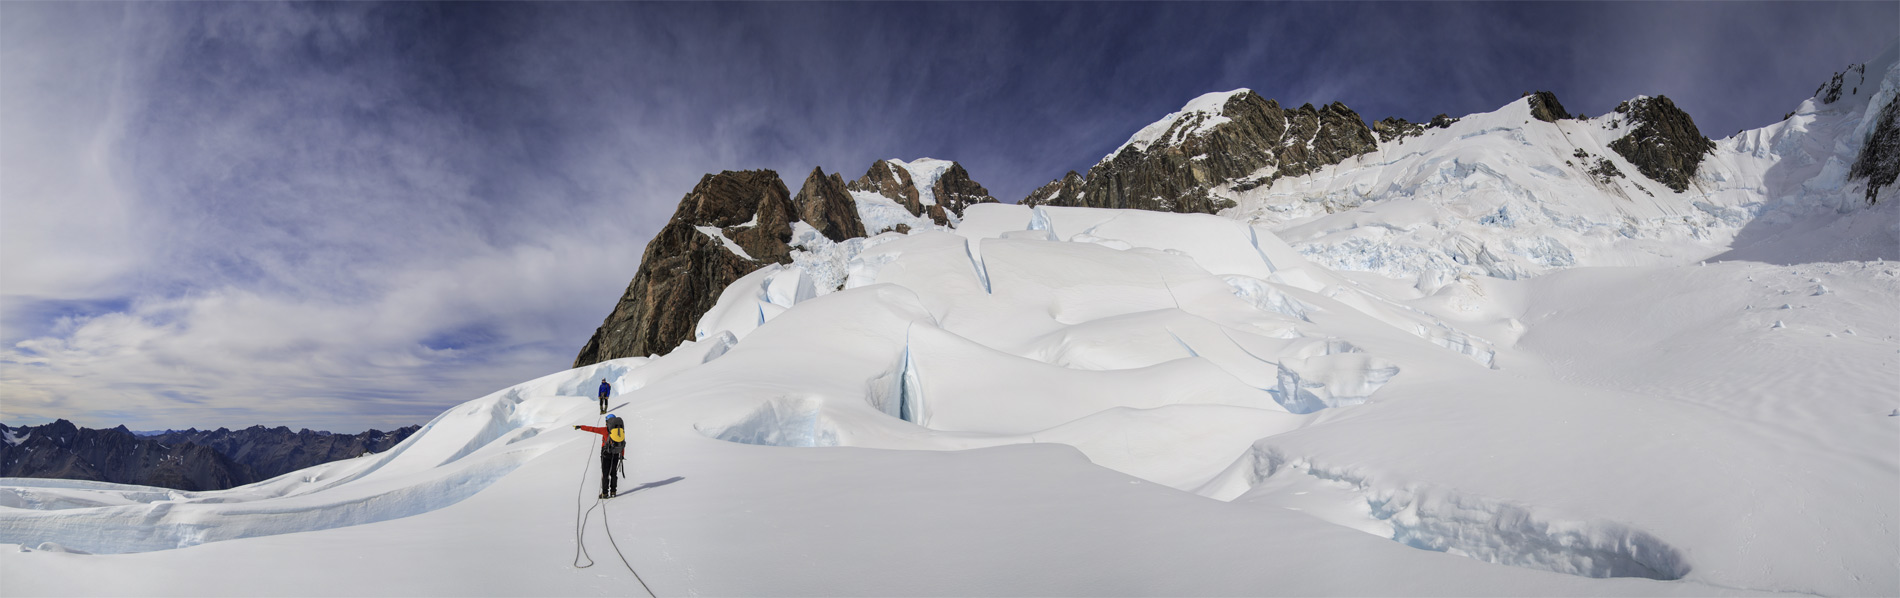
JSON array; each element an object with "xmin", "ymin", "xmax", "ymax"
[{"xmin": 5, "ymin": 55, "xmax": 1897, "ymax": 598}]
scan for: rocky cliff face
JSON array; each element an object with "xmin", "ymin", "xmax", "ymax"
[
  {"xmin": 575, "ymin": 170, "xmax": 803, "ymax": 367},
  {"xmin": 0, "ymin": 420, "xmax": 418, "ymax": 491},
  {"xmin": 1607, "ymin": 96, "xmax": 1716, "ymax": 193},
  {"xmin": 1021, "ymin": 90, "xmax": 1378, "ymax": 214}
]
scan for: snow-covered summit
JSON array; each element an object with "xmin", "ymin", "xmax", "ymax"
[{"xmin": 1110, "ymin": 89, "xmax": 1248, "ymax": 159}]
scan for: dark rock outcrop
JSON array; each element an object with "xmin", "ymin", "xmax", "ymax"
[
  {"xmin": 1022, "ymin": 91, "xmax": 1378, "ymax": 214},
  {"xmin": 1524, "ymin": 91, "xmax": 1572, "ymax": 122},
  {"xmin": 792, "ymin": 167, "xmax": 869, "ymax": 242},
  {"xmin": 1850, "ymin": 94, "xmax": 1898, "ymax": 203},
  {"xmin": 1026, "ymin": 171, "xmax": 1088, "ymax": 206},
  {"xmin": 575, "ymin": 170, "xmax": 792, "ymax": 367},
  {"xmin": 1373, "ymin": 117, "xmax": 1426, "ymax": 143},
  {"xmin": 0, "ymin": 420, "xmax": 418, "ymax": 491},
  {"xmin": 1373, "ymin": 113, "xmax": 1463, "ymax": 144},
  {"xmin": 1607, "ymin": 96, "xmax": 1715, "ymax": 193}
]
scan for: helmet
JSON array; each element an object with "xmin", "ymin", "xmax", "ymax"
[{"xmin": 605, "ymin": 414, "xmax": 618, "ymax": 420}]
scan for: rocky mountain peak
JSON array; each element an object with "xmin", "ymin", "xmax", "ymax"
[
  {"xmin": 1607, "ymin": 95, "xmax": 1716, "ymax": 192},
  {"xmin": 671, "ymin": 170, "xmax": 791, "ymax": 228},
  {"xmin": 846, "ymin": 158, "xmax": 997, "ymax": 225},
  {"xmin": 1022, "ymin": 89, "xmax": 1378, "ymax": 213}
]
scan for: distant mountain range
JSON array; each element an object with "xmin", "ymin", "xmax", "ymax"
[{"xmin": 0, "ymin": 420, "xmax": 419, "ymax": 491}]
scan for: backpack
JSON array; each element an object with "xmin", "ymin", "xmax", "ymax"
[{"xmin": 605, "ymin": 416, "xmax": 626, "ymax": 454}]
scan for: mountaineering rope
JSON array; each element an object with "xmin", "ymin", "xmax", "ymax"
[
  {"xmin": 570, "ymin": 411, "xmax": 659, "ymax": 598},
  {"xmin": 572, "ymin": 441, "xmax": 598, "ymax": 569},
  {"xmin": 600, "ymin": 494, "xmax": 658, "ymax": 598}
]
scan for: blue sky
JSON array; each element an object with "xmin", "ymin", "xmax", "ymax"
[{"xmin": 3, "ymin": 2, "xmax": 1894, "ymax": 432}]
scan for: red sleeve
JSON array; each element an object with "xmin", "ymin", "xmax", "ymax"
[{"xmin": 576, "ymin": 425, "xmax": 608, "ymax": 436}]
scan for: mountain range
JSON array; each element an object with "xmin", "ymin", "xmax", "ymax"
[{"xmin": 0, "ymin": 420, "xmax": 418, "ymax": 491}]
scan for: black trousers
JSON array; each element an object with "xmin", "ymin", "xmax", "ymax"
[
  {"xmin": 599, "ymin": 450, "xmax": 620, "ymax": 495},
  {"xmin": 599, "ymin": 395, "xmax": 608, "ymax": 412}
]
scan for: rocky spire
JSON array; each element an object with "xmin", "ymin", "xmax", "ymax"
[{"xmin": 792, "ymin": 167, "xmax": 869, "ymax": 242}]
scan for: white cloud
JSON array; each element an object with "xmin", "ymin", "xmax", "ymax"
[{"xmin": 1, "ymin": 235, "xmax": 638, "ymax": 432}]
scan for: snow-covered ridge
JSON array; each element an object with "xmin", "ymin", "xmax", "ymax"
[
  {"xmin": 1219, "ymin": 45, "xmax": 1898, "ymax": 290},
  {"xmin": 1109, "ymin": 89, "xmax": 1247, "ymax": 159}
]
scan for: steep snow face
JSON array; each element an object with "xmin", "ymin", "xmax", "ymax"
[
  {"xmin": 1109, "ymin": 89, "xmax": 1247, "ymax": 159},
  {"xmin": 1225, "ymin": 51, "xmax": 1898, "ymax": 290},
  {"xmin": 8, "ymin": 201, "xmax": 1893, "ymax": 596}
]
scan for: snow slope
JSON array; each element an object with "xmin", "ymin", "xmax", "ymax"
[{"xmin": 5, "ymin": 52, "xmax": 1897, "ymax": 598}]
